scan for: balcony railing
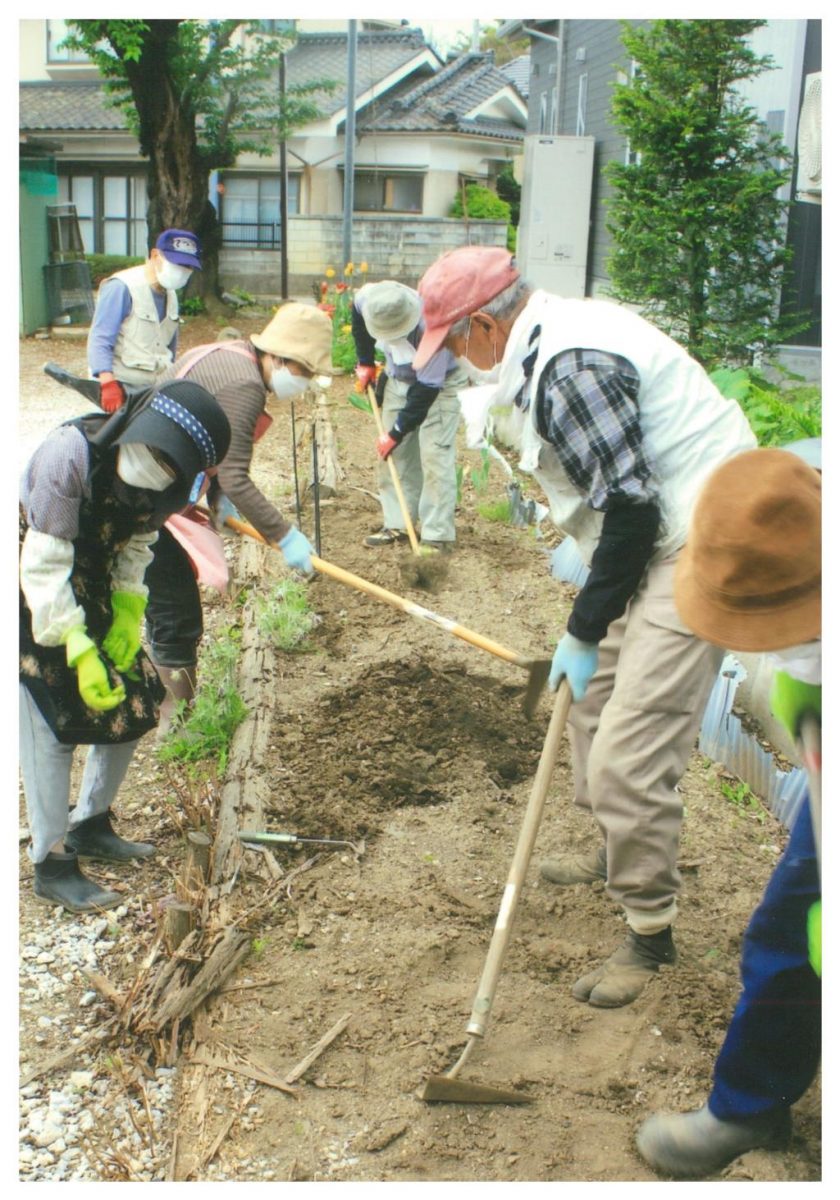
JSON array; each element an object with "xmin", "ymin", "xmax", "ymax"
[{"xmin": 220, "ymin": 220, "xmax": 284, "ymax": 250}]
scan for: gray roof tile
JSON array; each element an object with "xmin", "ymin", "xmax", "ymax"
[
  {"xmin": 286, "ymin": 28, "xmax": 435, "ymax": 116},
  {"xmin": 20, "ymin": 82, "xmax": 126, "ymax": 132}
]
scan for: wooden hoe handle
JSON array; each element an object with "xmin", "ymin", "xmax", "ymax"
[{"xmin": 366, "ymin": 383, "xmax": 420, "ymax": 555}]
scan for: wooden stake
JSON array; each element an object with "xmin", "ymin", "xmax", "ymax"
[
  {"xmin": 178, "ymin": 830, "xmax": 212, "ymax": 902},
  {"xmin": 283, "ymin": 1012, "xmax": 352, "ymax": 1085},
  {"xmin": 162, "ymin": 902, "xmax": 195, "ymax": 954}
]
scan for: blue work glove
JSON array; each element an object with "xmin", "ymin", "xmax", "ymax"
[
  {"xmin": 279, "ymin": 527, "xmax": 314, "ymax": 575},
  {"xmin": 549, "ymin": 632, "xmax": 599, "ymax": 702},
  {"xmin": 213, "ymin": 493, "xmax": 241, "ymax": 530},
  {"xmin": 188, "ymin": 472, "xmax": 207, "ymax": 504}
]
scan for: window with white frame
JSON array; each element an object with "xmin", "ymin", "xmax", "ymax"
[
  {"xmin": 58, "ymin": 168, "xmax": 149, "ymax": 255},
  {"xmin": 219, "ymin": 173, "xmax": 301, "ymax": 247},
  {"xmin": 46, "ymin": 20, "xmax": 90, "ymax": 63},
  {"xmin": 352, "ymin": 170, "xmax": 423, "ymax": 214}
]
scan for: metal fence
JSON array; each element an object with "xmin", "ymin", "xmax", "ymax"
[{"xmin": 220, "ymin": 220, "xmax": 283, "ymax": 250}]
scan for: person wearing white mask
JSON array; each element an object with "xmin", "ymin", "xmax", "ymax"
[
  {"xmin": 19, "ymin": 381, "xmax": 231, "ymax": 911},
  {"xmin": 352, "ymin": 280, "xmax": 468, "ymax": 551},
  {"xmin": 414, "ymin": 245, "xmax": 757, "ymax": 1009},
  {"xmin": 87, "ymin": 228, "xmax": 202, "ymax": 412},
  {"xmin": 637, "ymin": 445, "xmax": 821, "ymax": 1178},
  {"xmin": 145, "ymin": 303, "xmax": 334, "ymax": 734}
]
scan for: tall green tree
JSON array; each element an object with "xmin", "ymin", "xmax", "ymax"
[
  {"xmin": 63, "ymin": 20, "xmax": 332, "ymax": 297},
  {"xmin": 605, "ymin": 19, "xmax": 799, "ymax": 366},
  {"xmin": 452, "ymin": 21, "xmax": 530, "ymax": 66}
]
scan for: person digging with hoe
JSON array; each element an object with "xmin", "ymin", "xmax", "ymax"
[
  {"xmin": 146, "ymin": 302, "xmax": 333, "ymax": 736},
  {"xmin": 636, "ymin": 445, "xmax": 821, "ymax": 1178},
  {"xmin": 353, "ymin": 279, "xmax": 468, "ymax": 558},
  {"xmin": 19, "ymin": 380, "xmax": 231, "ymax": 912},
  {"xmin": 87, "ymin": 229, "xmax": 202, "ymax": 412},
  {"xmin": 413, "ymin": 245, "xmax": 756, "ymax": 1008}
]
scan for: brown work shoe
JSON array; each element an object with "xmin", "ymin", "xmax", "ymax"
[
  {"xmin": 572, "ymin": 927, "xmax": 677, "ymax": 1008},
  {"xmin": 364, "ymin": 527, "xmax": 409, "ymax": 547},
  {"xmin": 540, "ymin": 843, "xmax": 607, "ymax": 886}
]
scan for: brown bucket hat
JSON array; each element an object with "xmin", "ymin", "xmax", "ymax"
[
  {"xmin": 674, "ymin": 447, "xmax": 821, "ymax": 652},
  {"xmin": 251, "ymin": 302, "xmax": 335, "ymax": 375}
]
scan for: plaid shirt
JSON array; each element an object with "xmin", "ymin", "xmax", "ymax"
[{"xmin": 520, "ymin": 342, "xmax": 657, "ymax": 511}]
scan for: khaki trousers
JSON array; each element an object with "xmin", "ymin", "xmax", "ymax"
[
  {"xmin": 566, "ymin": 553, "xmax": 723, "ymax": 933},
  {"xmin": 377, "ymin": 373, "xmax": 465, "ymax": 543}
]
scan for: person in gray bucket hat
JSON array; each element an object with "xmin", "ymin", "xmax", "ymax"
[
  {"xmin": 352, "ymin": 280, "xmax": 468, "ymax": 551},
  {"xmin": 19, "ymin": 381, "xmax": 230, "ymax": 912}
]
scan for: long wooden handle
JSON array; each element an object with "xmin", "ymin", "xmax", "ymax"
[
  {"xmin": 800, "ymin": 714, "xmax": 821, "ymax": 878},
  {"xmin": 465, "ymin": 681, "xmax": 573, "ymax": 1038},
  {"xmin": 224, "ymin": 514, "xmax": 530, "ymax": 669},
  {"xmin": 367, "ymin": 384, "xmax": 420, "ymax": 555}
]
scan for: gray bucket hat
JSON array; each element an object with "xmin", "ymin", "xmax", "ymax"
[{"xmin": 357, "ymin": 281, "xmax": 421, "ymax": 342}]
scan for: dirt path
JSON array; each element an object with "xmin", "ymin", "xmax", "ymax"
[{"xmin": 18, "ymin": 319, "xmax": 821, "ymax": 1182}]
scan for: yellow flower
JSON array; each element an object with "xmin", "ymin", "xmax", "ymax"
[
  {"xmin": 325, "ymin": 267, "xmax": 336, "ymax": 278},
  {"xmin": 341, "ymin": 323, "xmax": 352, "ymax": 334},
  {"xmin": 359, "ymin": 261, "xmax": 369, "ymax": 273},
  {"xmin": 344, "ymin": 262, "xmax": 354, "ymax": 275}
]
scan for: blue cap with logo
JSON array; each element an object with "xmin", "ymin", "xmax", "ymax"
[{"xmin": 155, "ymin": 228, "xmax": 202, "ymax": 271}]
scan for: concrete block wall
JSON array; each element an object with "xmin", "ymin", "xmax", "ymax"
[{"xmin": 219, "ymin": 216, "xmax": 508, "ymax": 296}]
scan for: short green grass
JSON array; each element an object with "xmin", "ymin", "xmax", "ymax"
[
  {"xmin": 157, "ymin": 627, "xmax": 247, "ymax": 774},
  {"xmin": 254, "ymin": 578, "xmax": 317, "ymax": 651}
]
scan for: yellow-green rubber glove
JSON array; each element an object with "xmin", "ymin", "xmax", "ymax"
[
  {"xmin": 102, "ymin": 590, "xmax": 147, "ymax": 673},
  {"xmin": 65, "ymin": 627, "xmax": 126, "ymax": 711},
  {"xmin": 807, "ymin": 900, "xmax": 821, "ymax": 977},
  {"xmin": 770, "ymin": 671, "xmax": 821, "ymax": 741}
]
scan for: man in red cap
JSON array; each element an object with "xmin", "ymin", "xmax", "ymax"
[{"xmin": 414, "ymin": 245, "xmax": 757, "ymax": 1007}]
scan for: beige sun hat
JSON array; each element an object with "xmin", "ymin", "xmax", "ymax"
[
  {"xmin": 674, "ymin": 448, "xmax": 821, "ymax": 653},
  {"xmin": 356, "ymin": 280, "xmax": 421, "ymax": 342},
  {"xmin": 251, "ymin": 302, "xmax": 334, "ymax": 375}
]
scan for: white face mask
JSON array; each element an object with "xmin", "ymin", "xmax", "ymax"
[
  {"xmin": 766, "ymin": 641, "xmax": 821, "ymax": 686},
  {"xmin": 457, "ymin": 356, "xmax": 502, "ymax": 386},
  {"xmin": 156, "ymin": 259, "xmax": 192, "ymax": 291},
  {"xmin": 270, "ymin": 366, "xmax": 310, "ymax": 401},
  {"xmin": 116, "ymin": 444, "xmax": 176, "ymax": 491}
]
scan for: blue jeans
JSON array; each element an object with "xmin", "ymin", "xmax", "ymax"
[{"xmin": 709, "ymin": 798, "xmax": 821, "ymax": 1119}]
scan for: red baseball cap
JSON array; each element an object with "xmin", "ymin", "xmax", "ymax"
[{"xmin": 413, "ymin": 246, "xmax": 520, "ymax": 371}]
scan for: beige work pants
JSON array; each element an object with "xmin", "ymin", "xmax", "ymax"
[
  {"xmin": 566, "ymin": 552, "xmax": 724, "ymax": 934},
  {"xmin": 377, "ymin": 373, "xmax": 465, "ymax": 544}
]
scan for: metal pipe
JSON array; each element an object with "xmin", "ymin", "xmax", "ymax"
[{"xmin": 341, "ymin": 20, "xmax": 358, "ymax": 269}]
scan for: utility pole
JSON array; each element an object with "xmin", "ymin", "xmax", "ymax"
[
  {"xmin": 278, "ymin": 45, "xmax": 289, "ymax": 299},
  {"xmin": 341, "ymin": 19, "xmax": 358, "ymax": 270}
]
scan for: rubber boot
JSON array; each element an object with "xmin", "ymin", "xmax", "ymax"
[
  {"xmin": 33, "ymin": 850, "xmax": 121, "ymax": 913},
  {"xmin": 636, "ymin": 1102, "xmax": 792, "ymax": 1178},
  {"xmin": 65, "ymin": 809, "xmax": 155, "ymax": 862},
  {"xmin": 540, "ymin": 843, "xmax": 607, "ymax": 886},
  {"xmin": 572, "ymin": 927, "xmax": 677, "ymax": 1008},
  {"xmin": 154, "ymin": 664, "xmax": 197, "ymax": 742}
]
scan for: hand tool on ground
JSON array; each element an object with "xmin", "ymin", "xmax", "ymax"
[
  {"xmin": 238, "ymin": 831, "xmax": 365, "ymax": 857},
  {"xmin": 223, "ymin": 513, "xmax": 550, "ymax": 718},
  {"xmin": 366, "ymin": 383, "xmax": 421, "ymax": 556},
  {"xmin": 420, "ymin": 680, "xmax": 573, "ymax": 1103}
]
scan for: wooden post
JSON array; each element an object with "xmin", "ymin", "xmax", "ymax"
[
  {"xmin": 178, "ymin": 830, "xmax": 212, "ymax": 903},
  {"xmin": 162, "ymin": 903, "xmax": 195, "ymax": 954}
]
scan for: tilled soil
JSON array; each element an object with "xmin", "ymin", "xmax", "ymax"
[{"xmin": 18, "ymin": 317, "xmax": 821, "ymax": 1182}]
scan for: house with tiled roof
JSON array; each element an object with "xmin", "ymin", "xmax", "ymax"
[{"xmin": 19, "ymin": 19, "xmax": 526, "ymax": 303}]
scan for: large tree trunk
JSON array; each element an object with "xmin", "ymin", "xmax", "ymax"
[{"xmin": 122, "ymin": 20, "xmax": 228, "ymax": 299}]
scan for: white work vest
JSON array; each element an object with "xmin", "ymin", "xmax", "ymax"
[
  {"xmin": 107, "ymin": 264, "xmax": 179, "ymax": 386},
  {"xmin": 517, "ymin": 295, "xmax": 757, "ymax": 564}
]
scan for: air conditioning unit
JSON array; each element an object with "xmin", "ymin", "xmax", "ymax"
[
  {"xmin": 516, "ymin": 135, "xmax": 595, "ymax": 297},
  {"xmin": 796, "ymin": 71, "xmax": 821, "ymax": 204}
]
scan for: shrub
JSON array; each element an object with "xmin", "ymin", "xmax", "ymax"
[
  {"xmin": 711, "ymin": 366, "xmax": 821, "ymax": 446},
  {"xmin": 85, "ymin": 253, "xmax": 144, "ymax": 287},
  {"xmin": 450, "ymin": 184, "xmax": 515, "ymax": 251},
  {"xmin": 157, "ymin": 628, "xmax": 247, "ymax": 774}
]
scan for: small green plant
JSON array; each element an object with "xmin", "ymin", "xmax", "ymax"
[
  {"xmin": 180, "ymin": 295, "xmax": 206, "ymax": 317},
  {"xmin": 720, "ymin": 777, "xmax": 766, "ymax": 821},
  {"xmin": 251, "ymin": 936, "xmax": 267, "ymax": 957},
  {"xmin": 469, "ymin": 448, "xmax": 492, "ymax": 494},
  {"xmin": 477, "ymin": 498, "xmax": 512, "ymax": 523},
  {"xmin": 230, "ymin": 286, "xmax": 255, "ymax": 306},
  {"xmin": 291, "ymin": 935, "xmax": 308, "ymax": 951},
  {"xmin": 711, "ymin": 365, "xmax": 821, "ymax": 447},
  {"xmin": 157, "ymin": 628, "xmax": 247, "ymax": 773},
  {"xmin": 450, "ymin": 183, "xmax": 515, "ymax": 251},
  {"xmin": 455, "ymin": 463, "xmax": 465, "ymax": 506},
  {"xmin": 254, "ymin": 579, "xmax": 317, "ymax": 651}
]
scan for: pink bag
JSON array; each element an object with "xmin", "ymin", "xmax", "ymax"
[{"xmin": 165, "ymin": 508, "xmax": 229, "ymax": 592}]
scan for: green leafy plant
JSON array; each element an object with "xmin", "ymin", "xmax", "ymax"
[
  {"xmin": 254, "ymin": 579, "xmax": 317, "ymax": 651},
  {"xmin": 469, "ymin": 449, "xmax": 492, "ymax": 495},
  {"xmin": 477, "ymin": 498, "xmax": 512, "ymax": 523},
  {"xmin": 180, "ymin": 296, "xmax": 206, "ymax": 317},
  {"xmin": 720, "ymin": 777, "xmax": 765, "ymax": 820},
  {"xmin": 85, "ymin": 253, "xmax": 144, "ymax": 287},
  {"xmin": 251, "ymin": 936, "xmax": 267, "ymax": 957},
  {"xmin": 710, "ymin": 366, "xmax": 821, "ymax": 446},
  {"xmin": 451, "ymin": 183, "xmax": 516, "ymax": 252},
  {"xmin": 157, "ymin": 628, "xmax": 247, "ymax": 773}
]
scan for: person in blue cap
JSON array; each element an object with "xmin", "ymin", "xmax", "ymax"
[{"xmin": 87, "ymin": 228, "xmax": 202, "ymax": 412}]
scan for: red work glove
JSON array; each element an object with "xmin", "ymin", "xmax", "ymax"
[
  {"xmin": 355, "ymin": 363, "xmax": 378, "ymax": 393},
  {"xmin": 376, "ymin": 432, "xmax": 398, "ymax": 460},
  {"xmin": 100, "ymin": 379, "xmax": 126, "ymax": 413}
]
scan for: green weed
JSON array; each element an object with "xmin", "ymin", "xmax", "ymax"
[
  {"xmin": 251, "ymin": 937, "xmax": 267, "ymax": 958},
  {"xmin": 477, "ymin": 498, "xmax": 512, "ymax": 523},
  {"xmin": 720, "ymin": 778, "xmax": 766, "ymax": 821},
  {"xmin": 254, "ymin": 579, "xmax": 317, "ymax": 651},
  {"xmin": 157, "ymin": 628, "xmax": 247, "ymax": 773}
]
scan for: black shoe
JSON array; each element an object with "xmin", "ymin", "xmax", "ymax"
[
  {"xmin": 33, "ymin": 851, "xmax": 122, "ymax": 913},
  {"xmin": 65, "ymin": 809, "xmax": 155, "ymax": 863},
  {"xmin": 364, "ymin": 527, "xmax": 409, "ymax": 547}
]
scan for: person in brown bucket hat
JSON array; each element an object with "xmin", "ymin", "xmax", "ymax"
[
  {"xmin": 415, "ymin": 245, "xmax": 758, "ymax": 1009},
  {"xmin": 674, "ymin": 447, "xmax": 821, "ymax": 652},
  {"xmin": 637, "ymin": 444, "xmax": 821, "ymax": 1178},
  {"xmin": 145, "ymin": 302, "xmax": 333, "ymax": 736}
]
